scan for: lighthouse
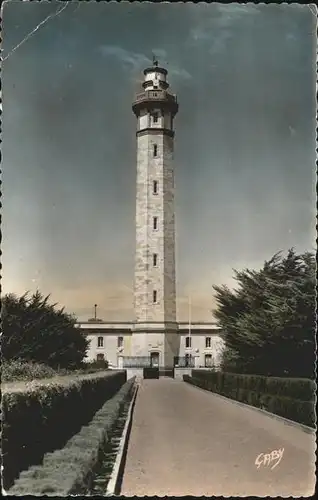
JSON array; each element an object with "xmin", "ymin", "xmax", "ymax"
[
  {"xmin": 131, "ymin": 60, "xmax": 179, "ymax": 368},
  {"xmin": 78, "ymin": 64, "xmax": 224, "ymax": 370}
]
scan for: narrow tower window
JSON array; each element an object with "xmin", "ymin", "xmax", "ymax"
[
  {"xmin": 153, "ymin": 253, "xmax": 158, "ymax": 267},
  {"xmin": 185, "ymin": 336, "xmax": 192, "ymax": 348},
  {"xmin": 153, "ymin": 216, "xmax": 158, "ymax": 230},
  {"xmin": 97, "ymin": 336, "xmax": 104, "ymax": 347},
  {"xmin": 153, "ymin": 290, "xmax": 157, "ymax": 303},
  {"xmin": 117, "ymin": 336, "xmax": 124, "ymax": 348},
  {"xmin": 153, "ymin": 180, "xmax": 158, "ymax": 194},
  {"xmin": 205, "ymin": 337, "xmax": 211, "ymax": 348},
  {"xmin": 153, "ymin": 144, "xmax": 158, "ymax": 157},
  {"xmin": 152, "ymin": 112, "xmax": 158, "ymax": 123}
]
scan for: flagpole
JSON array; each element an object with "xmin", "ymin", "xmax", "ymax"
[
  {"xmin": 188, "ymin": 294, "xmax": 191, "ymax": 338},
  {"xmin": 188, "ymin": 293, "xmax": 192, "ymax": 365}
]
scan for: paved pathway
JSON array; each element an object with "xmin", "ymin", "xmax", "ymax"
[{"xmin": 121, "ymin": 378, "xmax": 316, "ymax": 497}]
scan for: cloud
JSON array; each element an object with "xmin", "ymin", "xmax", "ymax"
[
  {"xmin": 98, "ymin": 45, "xmax": 192, "ymax": 81},
  {"xmin": 189, "ymin": 3, "xmax": 261, "ymax": 56},
  {"xmin": 98, "ymin": 45, "xmax": 150, "ymax": 71},
  {"xmin": 216, "ymin": 3, "xmax": 261, "ymax": 19}
]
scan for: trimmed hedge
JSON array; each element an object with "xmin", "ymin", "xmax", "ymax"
[
  {"xmin": 191, "ymin": 370, "xmax": 316, "ymax": 401},
  {"xmin": 159, "ymin": 368, "xmax": 174, "ymax": 378},
  {"xmin": 143, "ymin": 367, "xmax": 159, "ymax": 379},
  {"xmin": 2, "ymin": 370, "xmax": 127, "ymax": 490},
  {"xmin": 184, "ymin": 371, "xmax": 316, "ymax": 428},
  {"xmin": 8, "ymin": 377, "xmax": 136, "ymax": 496}
]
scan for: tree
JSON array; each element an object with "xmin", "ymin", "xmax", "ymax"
[
  {"xmin": 213, "ymin": 249, "xmax": 316, "ymax": 378},
  {"xmin": 2, "ymin": 291, "xmax": 89, "ymax": 369}
]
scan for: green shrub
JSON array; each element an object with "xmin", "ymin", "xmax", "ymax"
[
  {"xmin": 235, "ymin": 387, "xmax": 245, "ymax": 403},
  {"xmin": 237, "ymin": 374, "xmax": 266, "ymax": 393},
  {"xmin": 81, "ymin": 360, "xmax": 109, "ymax": 372},
  {"xmin": 8, "ymin": 377, "xmax": 136, "ymax": 496},
  {"xmin": 264, "ymin": 376, "xmax": 315, "ymax": 401},
  {"xmin": 2, "ymin": 370, "xmax": 127, "ymax": 490},
  {"xmin": 259, "ymin": 393, "xmax": 316, "ymax": 428},
  {"xmin": 143, "ymin": 367, "xmax": 159, "ymax": 379},
  {"xmin": 2, "ymin": 360, "xmax": 114, "ymax": 384},
  {"xmin": 2, "ymin": 291, "xmax": 89, "ymax": 369},
  {"xmin": 192, "ymin": 369, "xmax": 211, "ymax": 380},
  {"xmin": 191, "ymin": 370, "xmax": 315, "ymax": 402},
  {"xmin": 2, "ymin": 360, "xmax": 63, "ymax": 382},
  {"xmin": 213, "ymin": 249, "xmax": 315, "ymax": 379},
  {"xmin": 247, "ymin": 390, "xmax": 261, "ymax": 407}
]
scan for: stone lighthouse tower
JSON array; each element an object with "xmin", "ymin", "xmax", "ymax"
[{"xmin": 131, "ymin": 60, "xmax": 179, "ymax": 368}]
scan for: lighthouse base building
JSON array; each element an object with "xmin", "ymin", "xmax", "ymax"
[
  {"xmin": 77, "ymin": 62, "xmax": 225, "ymax": 374},
  {"xmin": 78, "ymin": 321, "xmax": 224, "ymax": 374}
]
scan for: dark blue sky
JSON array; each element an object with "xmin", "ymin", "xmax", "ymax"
[{"xmin": 2, "ymin": 1, "xmax": 316, "ymax": 321}]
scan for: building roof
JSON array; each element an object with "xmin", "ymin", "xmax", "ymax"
[{"xmin": 76, "ymin": 320, "xmax": 221, "ymax": 334}]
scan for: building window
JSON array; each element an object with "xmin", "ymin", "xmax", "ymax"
[
  {"xmin": 153, "ymin": 216, "xmax": 158, "ymax": 230},
  {"xmin": 97, "ymin": 336, "xmax": 104, "ymax": 347},
  {"xmin": 153, "ymin": 290, "xmax": 157, "ymax": 303},
  {"xmin": 152, "ymin": 112, "xmax": 158, "ymax": 123},
  {"xmin": 96, "ymin": 353, "xmax": 105, "ymax": 361},
  {"xmin": 153, "ymin": 180, "xmax": 158, "ymax": 194},
  {"xmin": 153, "ymin": 144, "xmax": 158, "ymax": 157},
  {"xmin": 205, "ymin": 354, "xmax": 212, "ymax": 368},
  {"xmin": 118, "ymin": 336, "xmax": 124, "ymax": 348},
  {"xmin": 185, "ymin": 336, "xmax": 191, "ymax": 348},
  {"xmin": 205, "ymin": 337, "xmax": 211, "ymax": 348},
  {"xmin": 153, "ymin": 253, "xmax": 158, "ymax": 267}
]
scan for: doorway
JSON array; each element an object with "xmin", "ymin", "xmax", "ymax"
[
  {"xmin": 205, "ymin": 354, "xmax": 213, "ymax": 368},
  {"xmin": 150, "ymin": 351, "xmax": 159, "ymax": 367}
]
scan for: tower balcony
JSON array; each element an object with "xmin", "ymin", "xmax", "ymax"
[{"xmin": 132, "ymin": 90, "xmax": 178, "ymax": 117}]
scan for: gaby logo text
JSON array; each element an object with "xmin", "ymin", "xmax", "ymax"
[{"xmin": 255, "ymin": 448, "xmax": 284, "ymax": 470}]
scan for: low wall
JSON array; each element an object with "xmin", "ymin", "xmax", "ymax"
[
  {"xmin": 174, "ymin": 367, "xmax": 192, "ymax": 380},
  {"xmin": 126, "ymin": 368, "xmax": 144, "ymax": 380},
  {"xmin": 125, "ymin": 367, "xmax": 193, "ymax": 380}
]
